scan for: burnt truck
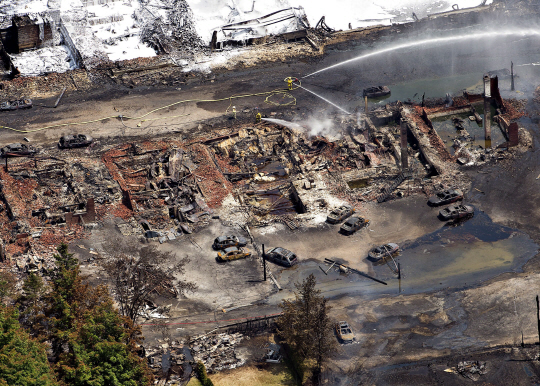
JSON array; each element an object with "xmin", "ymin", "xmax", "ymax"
[
  {"xmin": 363, "ymin": 86, "xmax": 390, "ymax": 98},
  {"xmin": 0, "ymin": 99, "xmax": 32, "ymax": 111}
]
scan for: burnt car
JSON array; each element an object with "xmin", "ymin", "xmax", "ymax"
[
  {"xmin": 363, "ymin": 86, "xmax": 390, "ymax": 98},
  {"xmin": 58, "ymin": 134, "xmax": 93, "ymax": 149},
  {"xmin": 335, "ymin": 321, "xmax": 355, "ymax": 343},
  {"xmin": 217, "ymin": 246, "xmax": 251, "ymax": 262},
  {"xmin": 0, "ymin": 98, "xmax": 32, "ymax": 111},
  {"xmin": 438, "ymin": 204, "xmax": 474, "ymax": 221},
  {"xmin": 0, "ymin": 143, "xmax": 37, "ymax": 157},
  {"xmin": 368, "ymin": 243, "xmax": 399, "ymax": 261},
  {"xmin": 326, "ymin": 204, "xmax": 354, "ymax": 224},
  {"xmin": 339, "ymin": 216, "xmax": 369, "ymax": 235},
  {"xmin": 212, "ymin": 235, "xmax": 248, "ymax": 250},
  {"xmin": 427, "ymin": 188, "xmax": 463, "ymax": 207},
  {"xmin": 264, "ymin": 247, "xmax": 298, "ymax": 267}
]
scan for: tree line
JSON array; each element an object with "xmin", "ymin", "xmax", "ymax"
[{"xmin": 0, "ymin": 242, "xmax": 191, "ymax": 386}]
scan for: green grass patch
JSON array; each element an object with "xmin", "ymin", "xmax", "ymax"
[
  {"xmin": 187, "ymin": 377, "xmax": 204, "ymax": 386},
  {"xmin": 210, "ymin": 363, "xmax": 296, "ymax": 386}
]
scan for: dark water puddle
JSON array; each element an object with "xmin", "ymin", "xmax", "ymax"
[
  {"xmin": 431, "ymin": 110, "xmax": 504, "ymax": 155},
  {"xmin": 347, "ymin": 178, "xmax": 371, "ymax": 189},
  {"xmin": 270, "ymin": 210, "xmax": 537, "ymax": 302},
  {"xmin": 245, "ymin": 188, "xmax": 296, "ymax": 215},
  {"xmin": 368, "ymin": 72, "xmax": 483, "ymax": 104},
  {"xmin": 372, "ymin": 210, "xmax": 538, "ymax": 295}
]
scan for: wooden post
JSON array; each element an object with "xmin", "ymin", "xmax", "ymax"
[{"xmin": 364, "ymin": 96, "xmax": 368, "ymax": 114}]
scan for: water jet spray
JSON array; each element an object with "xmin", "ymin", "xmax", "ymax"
[
  {"xmin": 297, "ymin": 84, "xmax": 351, "ymax": 115},
  {"xmin": 302, "ymin": 29, "xmax": 540, "ymax": 79}
]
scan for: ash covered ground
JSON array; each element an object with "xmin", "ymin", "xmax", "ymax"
[{"xmin": 4, "ymin": 1, "xmax": 540, "ymax": 385}]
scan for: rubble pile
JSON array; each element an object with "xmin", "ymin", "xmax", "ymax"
[
  {"xmin": 0, "ymin": 86, "xmax": 524, "ymax": 277},
  {"xmin": 139, "ymin": 0, "xmax": 206, "ymax": 57},
  {"xmin": 411, "ymin": 106, "xmax": 456, "ymax": 163},
  {"xmin": 102, "ymin": 140, "xmax": 217, "ymax": 239},
  {"xmin": 456, "ymin": 360, "xmax": 487, "ymax": 381},
  {"xmin": 0, "ymin": 149, "xmax": 118, "ymax": 268},
  {"xmin": 190, "ymin": 333, "xmax": 246, "ymax": 373}
]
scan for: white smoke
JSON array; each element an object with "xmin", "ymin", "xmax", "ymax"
[{"xmin": 303, "ymin": 116, "xmax": 341, "ymax": 138}]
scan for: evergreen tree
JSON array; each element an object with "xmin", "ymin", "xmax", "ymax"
[
  {"xmin": 0, "ymin": 271, "xmax": 16, "ymax": 305},
  {"xmin": 18, "ymin": 272, "xmax": 47, "ymax": 338},
  {"xmin": 277, "ymin": 274, "xmax": 336, "ymax": 377},
  {"xmin": 46, "ymin": 244, "xmax": 153, "ymax": 386},
  {"xmin": 0, "ymin": 305, "xmax": 58, "ymax": 386}
]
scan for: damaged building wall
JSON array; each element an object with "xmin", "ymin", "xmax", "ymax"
[
  {"xmin": 1, "ymin": 15, "xmax": 55, "ymax": 54},
  {"xmin": 58, "ymin": 18, "xmax": 84, "ymax": 68}
]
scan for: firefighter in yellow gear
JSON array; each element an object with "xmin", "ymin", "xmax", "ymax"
[
  {"xmin": 256, "ymin": 111, "xmax": 261, "ymax": 123},
  {"xmin": 286, "ymin": 77, "xmax": 293, "ymax": 90}
]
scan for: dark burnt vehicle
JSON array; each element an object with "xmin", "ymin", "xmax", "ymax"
[
  {"xmin": 335, "ymin": 321, "xmax": 355, "ymax": 343},
  {"xmin": 363, "ymin": 86, "xmax": 390, "ymax": 98},
  {"xmin": 427, "ymin": 188, "xmax": 463, "ymax": 207},
  {"xmin": 438, "ymin": 204, "xmax": 474, "ymax": 221},
  {"xmin": 0, "ymin": 98, "xmax": 32, "ymax": 111},
  {"xmin": 0, "ymin": 143, "xmax": 37, "ymax": 157},
  {"xmin": 326, "ymin": 204, "xmax": 354, "ymax": 224},
  {"xmin": 58, "ymin": 134, "xmax": 94, "ymax": 149},
  {"xmin": 340, "ymin": 216, "xmax": 369, "ymax": 235},
  {"xmin": 264, "ymin": 247, "xmax": 298, "ymax": 267},
  {"xmin": 212, "ymin": 235, "xmax": 248, "ymax": 250},
  {"xmin": 368, "ymin": 243, "xmax": 399, "ymax": 261}
]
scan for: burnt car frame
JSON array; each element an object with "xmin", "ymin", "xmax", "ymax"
[
  {"xmin": 335, "ymin": 321, "xmax": 355, "ymax": 343},
  {"xmin": 438, "ymin": 204, "xmax": 474, "ymax": 221},
  {"xmin": 326, "ymin": 204, "xmax": 354, "ymax": 224},
  {"xmin": 212, "ymin": 235, "xmax": 248, "ymax": 250},
  {"xmin": 363, "ymin": 86, "xmax": 391, "ymax": 98},
  {"xmin": 264, "ymin": 247, "xmax": 298, "ymax": 267},
  {"xmin": 368, "ymin": 243, "xmax": 399, "ymax": 261},
  {"xmin": 339, "ymin": 216, "xmax": 369, "ymax": 235},
  {"xmin": 0, "ymin": 98, "xmax": 32, "ymax": 111},
  {"xmin": 427, "ymin": 188, "xmax": 463, "ymax": 207},
  {"xmin": 58, "ymin": 134, "xmax": 94, "ymax": 149},
  {"xmin": 0, "ymin": 143, "xmax": 37, "ymax": 157},
  {"xmin": 217, "ymin": 246, "xmax": 251, "ymax": 262}
]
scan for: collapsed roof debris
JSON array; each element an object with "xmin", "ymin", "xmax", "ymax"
[
  {"xmin": 211, "ymin": 7, "xmax": 309, "ymax": 48},
  {"xmin": 139, "ymin": 0, "xmax": 206, "ymax": 58}
]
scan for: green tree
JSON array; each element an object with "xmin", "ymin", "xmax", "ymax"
[
  {"xmin": 0, "ymin": 270, "xmax": 16, "ymax": 305},
  {"xmin": 18, "ymin": 272, "xmax": 47, "ymax": 337},
  {"xmin": 311, "ymin": 297, "xmax": 335, "ymax": 375},
  {"xmin": 277, "ymin": 274, "xmax": 336, "ymax": 378},
  {"xmin": 0, "ymin": 305, "xmax": 58, "ymax": 386},
  {"xmin": 196, "ymin": 361, "xmax": 214, "ymax": 386},
  {"xmin": 46, "ymin": 244, "xmax": 153, "ymax": 386}
]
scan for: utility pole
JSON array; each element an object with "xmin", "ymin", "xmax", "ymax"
[
  {"xmin": 262, "ymin": 244, "xmax": 267, "ymax": 281},
  {"xmin": 400, "ymin": 118, "xmax": 408, "ymax": 170},
  {"xmin": 536, "ymin": 295, "xmax": 540, "ymax": 344},
  {"xmin": 511, "ymin": 61, "xmax": 515, "ymax": 91}
]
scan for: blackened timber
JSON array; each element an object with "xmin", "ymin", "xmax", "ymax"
[{"xmin": 324, "ymin": 258, "xmax": 387, "ymax": 285}]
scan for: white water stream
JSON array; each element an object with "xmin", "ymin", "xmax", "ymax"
[
  {"xmin": 303, "ymin": 29, "xmax": 540, "ymax": 78},
  {"xmin": 297, "ymin": 84, "xmax": 351, "ymax": 115}
]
